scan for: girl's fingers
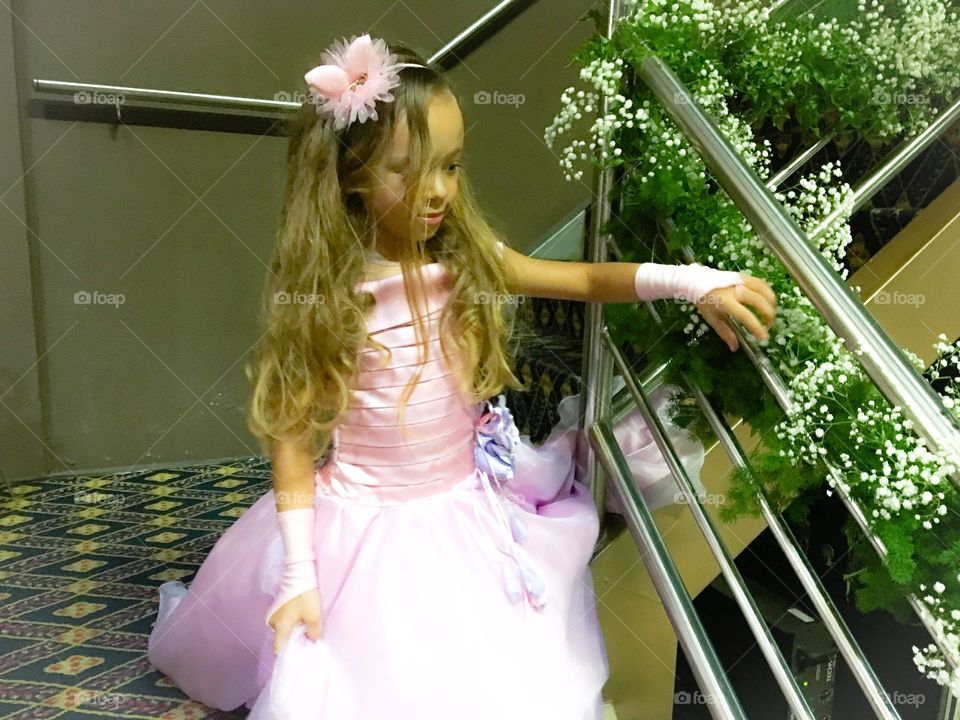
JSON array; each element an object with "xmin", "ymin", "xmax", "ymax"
[
  {"xmin": 741, "ymin": 274, "xmax": 777, "ymax": 307},
  {"xmin": 698, "ymin": 278, "xmax": 778, "ymax": 351},
  {"xmin": 702, "ymin": 309, "xmax": 738, "ymax": 351},
  {"xmin": 305, "ymin": 617, "xmax": 324, "ymax": 641},
  {"xmin": 725, "ymin": 297, "xmax": 769, "ymax": 343},
  {"xmin": 734, "ymin": 286, "xmax": 776, "ymax": 327}
]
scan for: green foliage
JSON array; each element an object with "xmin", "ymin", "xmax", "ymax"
[{"xmin": 551, "ymin": 0, "xmax": 960, "ymax": 629}]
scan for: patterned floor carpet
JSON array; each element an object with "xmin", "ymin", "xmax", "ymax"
[{"xmin": 0, "ymin": 459, "xmax": 269, "ymax": 718}]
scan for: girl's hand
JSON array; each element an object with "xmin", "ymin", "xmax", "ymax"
[
  {"xmin": 695, "ymin": 273, "xmax": 777, "ymax": 352},
  {"xmin": 268, "ymin": 587, "xmax": 324, "ymax": 655}
]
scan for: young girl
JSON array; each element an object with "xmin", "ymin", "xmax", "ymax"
[{"xmin": 147, "ymin": 34, "xmax": 776, "ymax": 719}]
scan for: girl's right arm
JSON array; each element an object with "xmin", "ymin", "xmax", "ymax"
[
  {"xmin": 272, "ymin": 438, "xmax": 318, "ymax": 511},
  {"xmin": 267, "ymin": 438, "xmax": 324, "ymax": 655}
]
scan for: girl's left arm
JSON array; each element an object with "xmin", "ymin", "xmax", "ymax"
[
  {"xmin": 499, "ymin": 243, "xmax": 777, "ymax": 352},
  {"xmin": 499, "ymin": 243, "xmax": 634, "ymax": 303}
]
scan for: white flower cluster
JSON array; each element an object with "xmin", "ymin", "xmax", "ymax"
[
  {"xmin": 624, "ymin": 0, "xmax": 768, "ymax": 37},
  {"xmin": 856, "ymin": 405, "xmax": 955, "ymax": 526},
  {"xmin": 778, "ymin": 335, "xmax": 960, "ymax": 686},
  {"xmin": 768, "ymin": 289, "xmax": 836, "ymax": 369},
  {"xmin": 625, "ymin": 0, "xmax": 718, "ymax": 33},
  {"xmin": 544, "ymin": 57, "xmax": 635, "ymax": 182},
  {"xmin": 777, "ymin": 340, "xmax": 958, "ymax": 528},
  {"xmin": 914, "ymin": 583, "xmax": 960, "ymax": 697},
  {"xmin": 776, "ymin": 337, "xmax": 855, "ymax": 465},
  {"xmin": 930, "ymin": 333, "xmax": 960, "ymax": 422},
  {"xmin": 909, "ymin": 334, "xmax": 960, "ymax": 689},
  {"xmin": 544, "ymin": 3, "xmax": 774, "ymax": 187},
  {"xmin": 851, "ymin": 0, "xmax": 959, "ymax": 136},
  {"xmin": 773, "ymin": 162, "xmax": 856, "ymax": 279}
]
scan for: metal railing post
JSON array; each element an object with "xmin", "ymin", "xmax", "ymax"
[
  {"xmin": 589, "ymin": 420, "xmax": 749, "ymax": 720},
  {"xmin": 580, "ymin": 0, "xmax": 630, "ymax": 516},
  {"xmin": 602, "ymin": 330, "xmax": 817, "ymax": 719},
  {"xmin": 687, "ymin": 380, "xmax": 903, "ymax": 720}
]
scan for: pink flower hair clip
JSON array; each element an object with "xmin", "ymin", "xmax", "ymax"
[{"xmin": 304, "ymin": 34, "xmax": 427, "ymax": 131}]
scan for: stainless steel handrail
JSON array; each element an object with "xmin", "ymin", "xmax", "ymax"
[
  {"xmin": 32, "ymin": 78, "xmax": 297, "ymax": 116},
  {"xmin": 680, "ymin": 210, "xmax": 959, "ymax": 671},
  {"xmin": 610, "ymin": 359, "xmax": 671, "ymax": 423},
  {"xmin": 636, "ymin": 55, "xmax": 960, "ymax": 466},
  {"xmin": 601, "ymin": 247, "xmax": 916, "ymax": 714},
  {"xmin": 603, "ymin": 311, "xmax": 904, "ymax": 717},
  {"xmin": 429, "ymin": 0, "xmax": 522, "ymax": 65},
  {"xmin": 679, "ymin": 106, "xmax": 960, "ymax": 660},
  {"xmin": 603, "ymin": 330, "xmax": 817, "ymax": 719},
  {"xmin": 589, "ymin": 419, "xmax": 749, "ymax": 720},
  {"xmin": 31, "ymin": 0, "xmax": 526, "ymax": 119}
]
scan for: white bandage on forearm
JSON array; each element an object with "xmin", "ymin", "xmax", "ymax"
[
  {"xmin": 265, "ymin": 506, "xmax": 319, "ymax": 627},
  {"xmin": 633, "ymin": 262, "xmax": 745, "ymax": 304}
]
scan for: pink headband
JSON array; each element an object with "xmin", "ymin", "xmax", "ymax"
[{"xmin": 304, "ymin": 34, "xmax": 427, "ymax": 131}]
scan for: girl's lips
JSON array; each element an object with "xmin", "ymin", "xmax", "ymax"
[{"xmin": 421, "ymin": 212, "xmax": 445, "ymax": 226}]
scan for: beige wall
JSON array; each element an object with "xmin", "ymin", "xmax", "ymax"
[
  {"xmin": 1, "ymin": 1, "xmax": 596, "ymax": 480},
  {"xmin": 1, "ymin": 2, "xmax": 44, "ymax": 482}
]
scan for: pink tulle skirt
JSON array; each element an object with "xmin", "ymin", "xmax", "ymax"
[{"xmin": 147, "ymin": 423, "xmax": 609, "ymax": 719}]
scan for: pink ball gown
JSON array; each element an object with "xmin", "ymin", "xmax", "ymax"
[{"xmin": 147, "ymin": 259, "xmax": 610, "ymax": 719}]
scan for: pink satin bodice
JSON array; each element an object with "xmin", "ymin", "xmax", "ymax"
[{"xmin": 316, "ymin": 263, "xmax": 482, "ymax": 505}]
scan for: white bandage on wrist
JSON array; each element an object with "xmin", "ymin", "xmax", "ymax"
[
  {"xmin": 633, "ymin": 262, "xmax": 745, "ymax": 304},
  {"xmin": 265, "ymin": 506, "xmax": 319, "ymax": 627}
]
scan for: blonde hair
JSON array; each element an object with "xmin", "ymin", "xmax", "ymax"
[{"xmin": 244, "ymin": 41, "xmax": 524, "ymax": 459}]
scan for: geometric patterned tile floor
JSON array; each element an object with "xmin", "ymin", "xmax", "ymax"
[{"xmin": 0, "ymin": 458, "xmax": 270, "ymax": 719}]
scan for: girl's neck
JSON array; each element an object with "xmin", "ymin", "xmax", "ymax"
[{"xmin": 361, "ymin": 243, "xmax": 431, "ymax": 281}]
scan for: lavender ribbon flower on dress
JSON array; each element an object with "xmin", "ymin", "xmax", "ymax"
[{"xmin": 474, "ymin": 394, "xmax": 521, "ymax": 483}]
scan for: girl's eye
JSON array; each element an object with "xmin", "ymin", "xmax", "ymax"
[{"xmin": 447, "ymin": 163, "xmax": 462, "ymax": 173}]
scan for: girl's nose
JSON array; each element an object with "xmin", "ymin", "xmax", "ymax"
[{"xmin": 431, "ymin": 171, "xmax": 447, "ymax": 198}]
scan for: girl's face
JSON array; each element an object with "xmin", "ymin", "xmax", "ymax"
[{"xmin": 365, "ymin": 90, "xmax": 464, "ymax": 252}]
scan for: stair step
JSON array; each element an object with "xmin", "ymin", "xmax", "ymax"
[{"xmin": 520, "ymin": 294, "xmax": 585, "ymax": 341}]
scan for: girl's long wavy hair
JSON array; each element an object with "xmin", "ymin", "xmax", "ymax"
[{"xmin": 244, "ymin": 42, "xmax": 525, "ymax": 459}]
